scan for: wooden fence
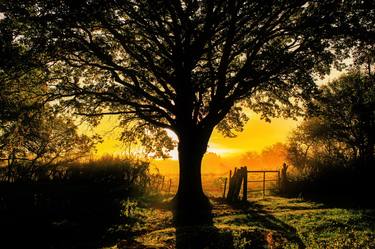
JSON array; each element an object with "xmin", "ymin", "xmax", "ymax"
[
  {"xmin": 150, "ymin": 175, "xmax": 173, "ymax": 193},
  {"xmin": 225, "ymin": 166, "xmax": 281, "ymax": 201},
  {"xmin": 226, "ymin": 167, "xmax": 248, "ymax": 202},
  {"xmin": 247, "ymin": 170, "xmax": 280, "ymax": 198}
]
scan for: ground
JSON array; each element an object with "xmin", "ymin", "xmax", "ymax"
[{"xmin": 102, "ymin": 196, "xmax": 375, "ymax": 249}]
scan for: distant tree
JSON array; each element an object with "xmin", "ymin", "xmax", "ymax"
[
  {"xmin": 240, "ymin": 143, "xmax": 287, "ymax": 169},
  {"xmin": 287, "ymin": 72, "xmax": 375, "ymax": 172},
  {"xmin": 0, "ymin": 108, "xmax": 97, "ymax": 182},
  {"xmin": 260, "ymin": 143, "xmax": 287, "ymax": 168},
  {"xmin": 0, "ymin": 20, "xmax": 97, "ymax": 182},
  {"xmin": 286, "ymin": 118, "xmax": 349, "ymax": 174},
  {"xmin": 311, "ymin": 72, "xmax": 374, "ymax": 166},
  {"xmin": 0, "ymin": 62, "xmax": 97, "ymax": 181},
  {"xmin": 1, "ymin": 0, "xmax": 373, "ymax": 223}
]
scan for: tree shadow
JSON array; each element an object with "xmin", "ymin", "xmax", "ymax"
[
  {"xmin": 171, "ymin": 198, "xmax": 306, "ymax": 249},
  {"xmin": 169, "ymin": 198, "xmax": 233, "ymax": 249},
  {"xmin": 175, "ymin": 225, "xmax": 235, "ymax": 249},
  {"xmin": 227, "ymin": 200, "xmax": 306, "ymax": 249}
]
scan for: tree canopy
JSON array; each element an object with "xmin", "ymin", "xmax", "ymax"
[
  {"xmin": 2, "ymin": 0, "xmax": 356, "ymax": 140},
  {"xmin": 287, "ymin": 71, "xmax": 375, "ymax": 173},
  {"xmin": 1, "ymin": 0, "xmax": 374, "ymax": 223},
  {"xmin": 0, "ymin": 14, "xmax": 97, "ymax": 182}
]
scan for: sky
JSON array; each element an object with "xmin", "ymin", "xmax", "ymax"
[
  {"xmin": 83, "ymin": 113, "xmax": 298, "ymax": 157},
  {"xmin": 82, "ymin": 68, "xmax": 345, "ymax": 175},
  {"xmin": 84, "ymin": 112, "xmax": 298, "ymax": 175}
]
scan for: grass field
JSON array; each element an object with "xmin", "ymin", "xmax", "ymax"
[{"xmin": 104, "ymin": 196, "xmax": 375, "ymax": 249}]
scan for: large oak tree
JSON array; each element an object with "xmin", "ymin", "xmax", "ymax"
[{"xmin": 1, "ymin": 0, "xmax": 373, "ymax": 223}]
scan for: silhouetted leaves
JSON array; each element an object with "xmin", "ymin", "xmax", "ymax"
[
  {"xmin": 1, "ymin": 0, "xmax": 373, "ymax": 222},
  {"xmin": 287, "ymin": 71, "xmax": 374, "ymax": 173}
]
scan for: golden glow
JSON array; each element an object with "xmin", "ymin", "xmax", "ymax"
[
  {"xmin": 80, "ymin": 65, "xmax": 348, "ymax": 175},
  {"xmin": 154, "ymin": 112, "xmax": 298, "ymax": 175},
  {"xmin": 79, "ymin": 116, "xmax": 125, "ymax": 157},
  {"xmin": 85, "ymin": 112, "xmax": 298, "ymax": 175},
  {"xmin": 209, "ymin": 112, "xmax": 298, "ymax": 155},
  {"xmin": 88, "ymin": 67, "xmax": 346, "ymax": 167},
  {"xmin": 164, "ymin": 112, "xmax": 298, "ymax": 159}
]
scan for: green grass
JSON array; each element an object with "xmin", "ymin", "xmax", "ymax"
[{"xmin": 103, "ymin": 196, "xmax": 375, "ymax": 249}]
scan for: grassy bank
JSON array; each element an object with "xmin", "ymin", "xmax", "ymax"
[{"xmin": 106, "ymin": 196, "xmax": 375, "ymax": 249}]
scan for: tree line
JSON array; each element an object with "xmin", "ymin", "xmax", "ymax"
[{"xmin": 283, "ymin": 54, "xmax": 374, "ymax": 204}]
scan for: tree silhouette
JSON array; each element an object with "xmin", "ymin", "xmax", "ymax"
[
  {"xmin": 0, "ymin": 22, "xmax": 96, "ymax": 182},
  {"xmin": 1, "ymin": 0, "xmax": 373, "ymax": 223},
  {"xmin": 287, "ymin": 71, "xmax": 374, "ymax": 173},
  {"xmin": 312, "ymin": 72, "xmax": 374, "ymax": 166}
]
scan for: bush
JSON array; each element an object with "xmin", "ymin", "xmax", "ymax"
[
  {"xmin": 281, "ymin": 161, "xmax": 375, "ymax": 207},
  {"xmin": 0, "ymin": 156, "xmax": 154, "ymax": 211},
  {"xmin": 0, "ymin": 156, "xmax": 157, "ymax": 248}
]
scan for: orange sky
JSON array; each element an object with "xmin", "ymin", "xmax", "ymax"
[
  {"xmin": 81, "ymin": 112, "xmax": 299, "ymax": 175},
  {"xmin": 80, "ymin": 69, "xmax": 345, "ymax": 175},
  {"xmin": 153, "ymin": 113, "xmax": 298, "ymax": 175}
]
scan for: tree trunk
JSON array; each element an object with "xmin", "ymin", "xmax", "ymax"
[{"xmin": 172, "ymin": 129, "xmax": 212, "ymax": 225}]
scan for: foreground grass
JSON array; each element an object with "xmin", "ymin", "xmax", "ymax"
[{"xmin": 104, "ymin": 196, "xmax": 375, "ymax": 249}]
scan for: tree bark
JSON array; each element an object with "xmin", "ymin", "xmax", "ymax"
[{"xmin": 172, "ymin": 128, "xmax": 213, "ymax": 225}]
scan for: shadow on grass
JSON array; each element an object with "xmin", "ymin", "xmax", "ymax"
[
  {"xmin": 175, "ymin": 225, "xmax": 235, "ymax": 249},
  {"xmin": 171, "ymin": 198, "xmax": 306, "ymax": 249},
  {"xmin": 226, "ymin": 199, "xmax": 306, "ymax": 249},
  {"xmin": 171, "ymin": 197, "xmax": 231, "ymax": 249}
]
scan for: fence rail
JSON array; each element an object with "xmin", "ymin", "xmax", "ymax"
[
  {"xmin": 225, "ymin": 166, "xmax": 282, "ymax": 201},
  {"xmin": 248, "ymin": 170, "xmax": 279, "ymax": 173}
]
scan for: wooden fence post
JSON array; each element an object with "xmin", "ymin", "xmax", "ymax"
[
  {"xmin": 263, "ymin": 171, "xmax": 266, "ymax": 198},
  {"xmin": 168, "ymin": 179, "xmax": 172, "ymax": 193},
  {"xmin": 226, "ymin": 166, "xmax": 251, "ymax": 202},
  {"xmin": 228, "ymin": 170, "xmax": 232, "ymax": 199},
  {"xmin": 226, "ymin": 171, "xmax": 231, "ymax": 201},
  {"xmin": 227, "ymin": 168, "xmax": 237, "ymax": 201},
  {"xmin": 160, "ymin": 176, "xmax": 165, "ymax": 191},
  {"xmin": 233, "ymin": 167, "xmax": 242, "ymax": 200},
  {"xmin": 223, "ymin": 177, "xmax": 227, "ymax": 198},
  {"xmin": 242, "ymin": 166, "xmax": 247, "ymax": 201},
  {"xmin": 229, "ymin": 168, "xmax": 237, "ymax": 201}
]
